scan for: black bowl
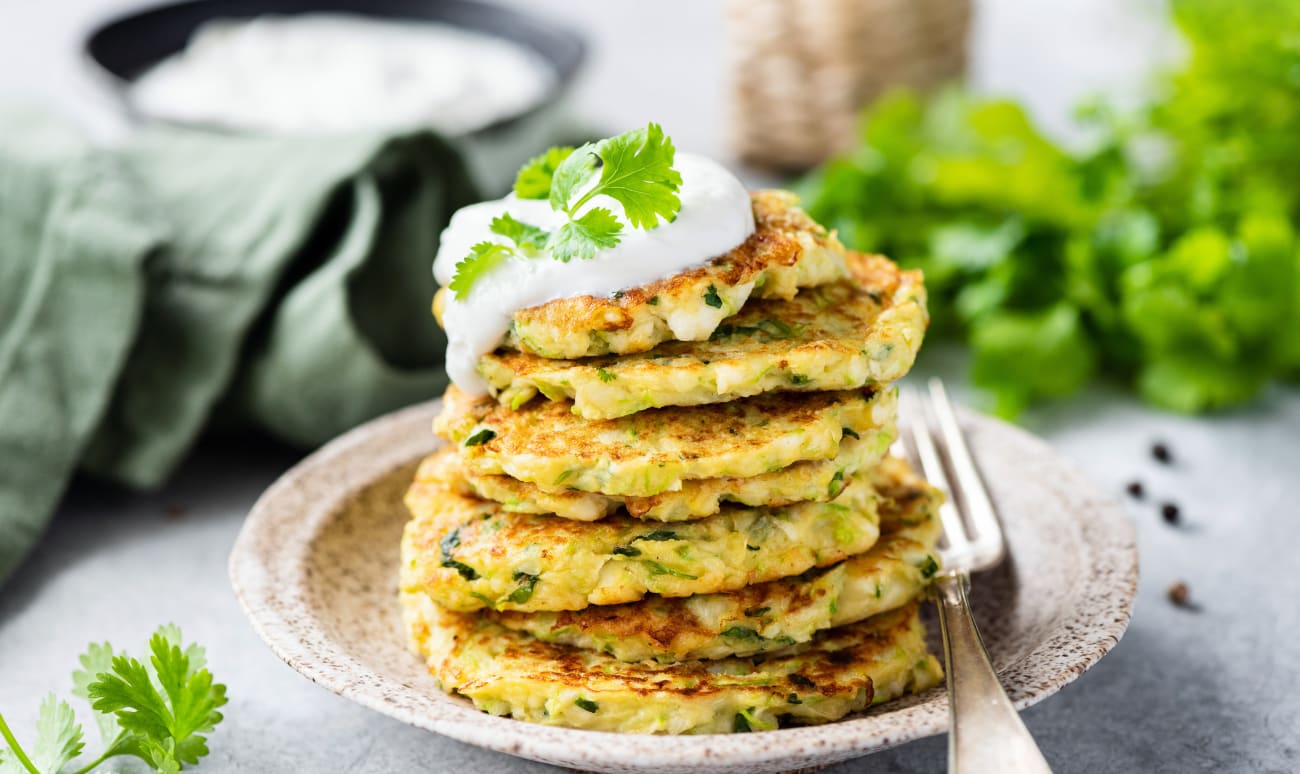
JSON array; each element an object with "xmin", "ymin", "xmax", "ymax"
[{"xmin": 83, "ymin": 0, "xmax": 585, "ymax": 136}]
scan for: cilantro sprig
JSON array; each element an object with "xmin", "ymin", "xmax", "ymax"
[
  {"xmin": 449, "ymin": 123, "xmax": 683, "ymax": 298},
  {"xmin": 0, "ymin": 626, "xmax": 226, "ymax": 774}
]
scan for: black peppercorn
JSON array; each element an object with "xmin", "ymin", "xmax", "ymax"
[
  {"xmin": 1126, "ymin": 481, "xmax": 1145, "ymax": 499},
  {"xmin": 1161, "ymin": 502, "xmax": 1180, "ymax": 525},
  {"xmin": 1152, "ymin": 442, "xmax": 1172, "ymax": 464}
]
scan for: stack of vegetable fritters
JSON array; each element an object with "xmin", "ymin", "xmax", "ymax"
[{"xmin": 401, "ymin": 191, "xmax": 943, "ymax": 733}]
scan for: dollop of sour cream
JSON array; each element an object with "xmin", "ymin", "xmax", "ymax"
[{"xmin": 433, "ymin": 153, "xmax": 756, "ymax": 395}]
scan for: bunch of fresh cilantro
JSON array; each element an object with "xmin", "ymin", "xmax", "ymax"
[
  {"xmin": 0, "ymin": 626, "xmax": 226, "ymax": 774},
  {"xmin": 798, "ymin": 0, "xmax": 1300, "ymax": 416}
]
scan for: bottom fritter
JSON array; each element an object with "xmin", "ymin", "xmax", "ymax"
[{"xmin": 402, "ymin": 596, "xmax": 942, "ymax": 734}]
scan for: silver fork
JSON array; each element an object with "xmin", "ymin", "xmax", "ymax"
[{"xmin": 901, "ymin": 378, "xmax": 1054, "ymax": 774}]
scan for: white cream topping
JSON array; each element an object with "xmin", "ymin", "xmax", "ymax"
[{"xmin": 433, "ymin": 153, "xmax": 756, "ymax": 395}]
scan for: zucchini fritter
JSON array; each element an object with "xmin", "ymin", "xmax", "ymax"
[
  {"xmin": 403, "ymin": 597, "xmax": 942, "ymax": 734},
  {"xmin": 401, "ymin": 449, "xmax": 882, "ymax": 612},
  {"xmin": 449, "ymin": 422, "xmax": 895, "ymax": 522},
  {"xmin": 488, "ymin": 456, "xmax": 941, "ymax": 661},
  {"xmin": 481, "ymin": 252, "xmax": 927, "ymax": 420},
  {"xmin": 435, "ymin": 386, "xmax": 897, "ymax": 498},
  {"xmin": 432, "ymin": 190, "xmax": 849, "ymax": 360}
]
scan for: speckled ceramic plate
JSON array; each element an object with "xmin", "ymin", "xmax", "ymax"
[{"xmin": 230, "ymin": 400, "xmax": 1137, "ymax": 774}]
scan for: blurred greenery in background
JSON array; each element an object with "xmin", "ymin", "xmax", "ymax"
[{"xmin": 798, "ymin": 0, "xmax": 1300, "ymax": 416}]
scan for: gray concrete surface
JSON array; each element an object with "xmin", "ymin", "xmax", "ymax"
[{"xmin": 2, "ymin": 1, "xmax": 1298, "ymax": 772}]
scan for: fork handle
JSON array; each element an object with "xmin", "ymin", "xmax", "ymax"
[{"xmin": 935, "ymin": 573, "xmax": 1054, "ymax": 774}]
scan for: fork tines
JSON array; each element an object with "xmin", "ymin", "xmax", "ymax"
[{"xmin": 898, "ymin": 378, "xmax": 1005, "ymax": 574}]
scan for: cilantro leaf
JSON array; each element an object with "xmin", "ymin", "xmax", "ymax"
[
  {"xmin": 489, "ymin": 214, "xmax": 549, "ymax": 252},
  {"xmin": 514, "ymin": 146, "xmax": 574, "ymax": 199},
  {"xmin": 449, "ymin": 125, "xmax": 683, "ymax": 296},
  {"xmin": 88, "ymin": 626, "xmax": 228, "ymax": 772},
  {"xmin": 548, "ymin": 145, "xmax": 599, "ymax": 214},
  {"xmin": 586, "ymin": 123, "xmax": 682, "ymax": 229},
  {"xmin": 0, "ymin": 695, "xmax": 84, "ymax": 774},
  {"xmin": 30, "ymin": 697, "xmax": 83, "ymax": 774},
  {"xmin": 548, "ymin": 208, "xmax": 623, "ymax": 262},
  {"xmin": 448, "ymin": 242, "xmax": 513, "ymax": 300},
  {"xmin": 72, "ymin": 642, "xmax": 121, "ymax": 744},
  {"xmin": 0, "ymin": 628, "xmax": 226, "ymax": 774},
  {"xmin": 1137, "ymin": 354, "xmax": 1269, "ymax": 413},
  {"xmin": 969, "ymin": 304, "xmax": 1097, "ymax": 418},
  {"xmin": 552, "ymin": 123, "xmax": 682, "ymax": 228}
]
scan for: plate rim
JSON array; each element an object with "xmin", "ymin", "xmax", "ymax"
[{"xmin": 230, "ymin": 398, "xmax": 1138, "ymax": 772}]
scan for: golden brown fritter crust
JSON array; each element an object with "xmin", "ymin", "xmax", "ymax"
[
  {"xmin": 401, "ymin": 448, "xmax": 883, "ymax": 612},
  {"xmin": 430, "ymin": 190, "xmax": 851, "ymax": 359},
  {"xmin": 454, "ymin": 423, "xmax": 894, "ymax": 522},
  {"xmin": 433, "ymin": 385, "xmax": 895, "ymax": 497},
  {"xmin": 402, "ymin": 596, "xmax": 942, "ymax": 733},
  {"xmin": 480, "ymin": 251, "xmax": 927, "ymax": 419},
  {"xmin": 486, "ymin": 456, "xmax": 944, "ymax": 662}
]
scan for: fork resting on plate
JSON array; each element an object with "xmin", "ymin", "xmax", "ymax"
[{"xmin": 902, "ymin": 379, "xmax": 1054, "ymax": 774}]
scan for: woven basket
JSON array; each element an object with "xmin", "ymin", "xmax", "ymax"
[{"xmin": 725, "ymin": 0, "xmax": 971, "ymax": 170}]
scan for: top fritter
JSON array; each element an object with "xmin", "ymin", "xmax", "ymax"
[
  {"xmin": 479, "ymin": 251, "xmax": 926, "ymax": 419},
  {"xmin": 434, "ymin": 189, "xmax": 849, "ymax": 361}
]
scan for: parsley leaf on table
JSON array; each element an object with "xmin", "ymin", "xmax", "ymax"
[
  {"xmin": 71, "ymin": 644, "xmax": 120, "ymax": 745},
  {"xmin": 0, "ymin": 625, "xmax": 226, "ymax": 774},
  {"xmin": 0, "ymin": 695, "xmax": 84, "ymax": 774},
  {"xmin": 88, "ymin": 631, "xmax": 227, "ymax": 769}
]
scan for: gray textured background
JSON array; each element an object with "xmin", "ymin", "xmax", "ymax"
[{"xmin": 2, "ymin": 1, "xmax": 1298, "ymax": 772}]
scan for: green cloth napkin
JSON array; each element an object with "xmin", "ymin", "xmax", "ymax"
[{"xmin": 0, "ymin": 105, "xmax": 479, "ymax": 584}]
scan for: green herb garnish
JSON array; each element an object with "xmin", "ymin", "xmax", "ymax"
[
  {"xmin": 514, "ymin": 146, "xmax": 575, "ymax": 199},
  {"xmin": 703, "ymin": 284, "xmax": 723, "ymax": 308},
  {"xmin": 489, "ymin": 213, "xmax": 549, "ymax": 251},
  {"xmin": 574, "ymin": 698, "xmax": 599, "ymax": 713},
  {"xmin": 450, "ymin": 124, "xmax": 682, "ymax": 296}
]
